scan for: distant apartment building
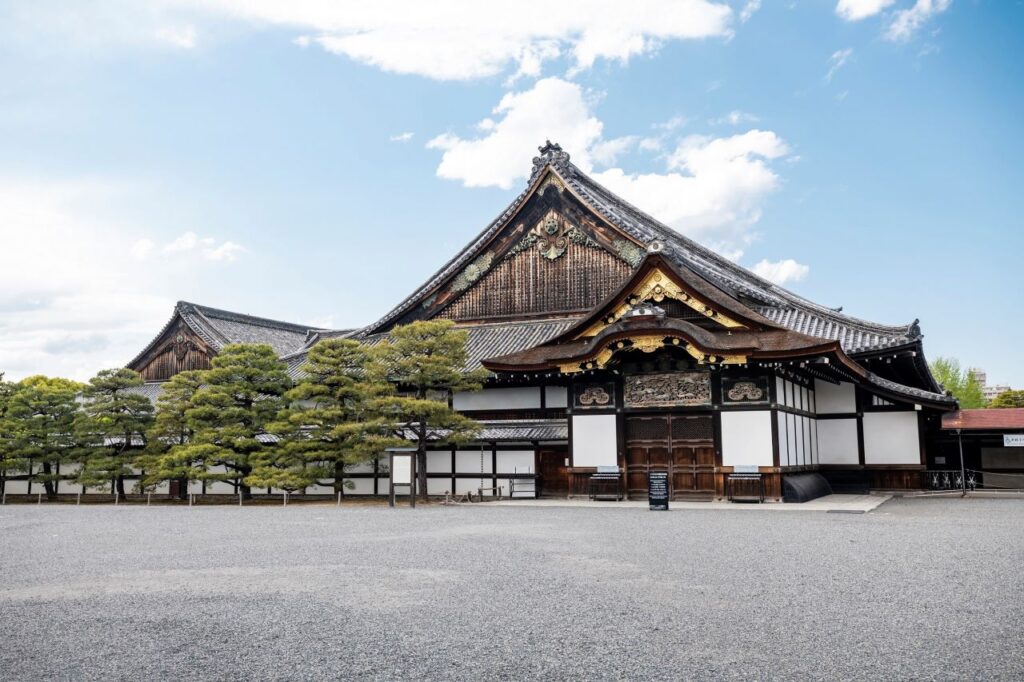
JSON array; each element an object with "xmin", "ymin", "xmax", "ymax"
[{"xmin": 969, "ymin": 368, "xmax": 1013, "ymax": 402}]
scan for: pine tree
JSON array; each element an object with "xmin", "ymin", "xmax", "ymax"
[
  {"xmin": 266, "ymin": 338, "xmax": 403, "ymax": 496},
  {"xmin": 138, "ymin": 370, "xmax": 205, "ymax": 498},
  {"xmin": 174, "ymin": 344, "xmax": 291, "ymax": 500},
  {"xmin": 375, "ymin": 320, "xmax": 487, "ymax": 500},
  {"xmin": 0, "ymin": 376, "xmax": 84, "ymax": 499},
  {"xmin": 0, "ymin": 373, "xmax": 20, "ymax": 496},
  {"xmin": 76, "ymin": 368, "xmax": 155, "ymax": 500}
]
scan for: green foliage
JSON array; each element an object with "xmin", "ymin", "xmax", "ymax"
[
  {"xmin": 375, "ymin": 320, "xmax": 487, "ymax": 498},
  {"xmin": 76, "ymin": 368, "xmax": 154, "ymax": 497},
  {"xmin": 929, "ymin": 357, "xmax": 985, "ymax": 409},
  {"xmin": 989, "ymin": 390, "xmax": 1024, "ymax": 408},
  {"xmin": 266, "ymin": 339, "xmax": 404, "ymax": 494},
  {"xmin": 0, "ymin": 372, "xmax": 22, "ymax": 486},
  {"xmin": 138, "ymin": 370, "xmax": 205, "ymax": 495},
  {"xmin": 170, "ymin": 344, "xmax": 291, "ymax": 498},
  {"xmin": 0, "ymin": 375, "xmax": 85, "ymax": 497}
]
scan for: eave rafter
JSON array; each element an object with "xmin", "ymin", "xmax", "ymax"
[
  {"xmin": 576, "ymin": 267, "xmax": 746, "ymax": 339},
  {"xmin": 558, "ymin": 332, "xmax": 749, "ymax": 374}
]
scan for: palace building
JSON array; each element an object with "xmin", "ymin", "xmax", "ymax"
[{"xmin": 123, "ymin": 142, "xmax": 956, "ymax": 501}]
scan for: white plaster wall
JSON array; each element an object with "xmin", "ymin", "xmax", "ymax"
[
  {"xmin": 721, "ymin": 411, "xmax": 773, "ymax": 467},
  {"xmin": 426, "ymin": 478, "xmax": 450, "ymax": 495},
  {"xmin": 817, "ymin": 419, "xmax": 860, "ymax": 464},
  {"xmin": 795, "ymin": 415, "xmax": 806, "ymax": 465},
  {"xmin": 456, "ymin": 449, "xmax": 492, "ymax": 474},
  {"xmin": 496, "ymin": 450, "xmax": 534, "ymax": 474},
  {"xmin": 426, "ymin": 451, "xmax": 451, "ymax": 473},
  {"xmin": 545, "ymin": 385, "xmax": 568, "ymax": 408},
  {"xmin": 815, "ymin": 380, "xmax": 856, "ymax": 414},
  {"xmin": 864, "ymin": 412, "xmax": 920, "ymax": 465},
  {"xmin": 453, "ymin": 387, "xmax": 541, "ymax": 411},
  {"xmin": 4, "ymin": 480, "xmax": 29, "ymax": 494},
  {"xmin": 777, "ymin": 412, "xmax": 790, "ymax": 466},
  {"xmin": 454, "ymin": 477, "xmax": 488, "ymax": 495},
  {"xmin": 571, "ymin": 415, "xmax": 618, "ymax": 467},
  {"xmin": 58, "ymin": 478, "xmax": 82, "ymax": 494},
  {"xmin": 810, "ymin": 419, "xmax": 818, "ymax": 464},
  {"xmin": 344, "ymin": 478, "xmax": 376, "ymax": 495}
]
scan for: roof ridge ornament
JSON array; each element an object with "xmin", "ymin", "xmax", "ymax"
[{"xmin": 531, "ymin": 140, "xmax": 572, "ymax": 178}]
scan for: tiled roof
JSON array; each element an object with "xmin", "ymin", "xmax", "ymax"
[
  {"xmin": 942, "ymin": 408, "xmax": 1024, "ymax": 430},
  {"xmin": 363, "ymin": 143, "xmax": 922, "ymax": 354},
  {"xmin": 865, "ymin": 373, "xmax": 956, "ymax": 407},
  {"xmin": 476, "ymin": 419, "xmax": 567, "ymax": 441},
  {"xmin": 397, "ymin": 419, "xmax": 567, "ymax": 443},
  {"xmin": 128, "ymin": 301, "xmax": 323, "ymax": 369},
  {"xmin": 126, "ymin": 382, "xmax": 166, "ymax": 405},
  {"xmin": 287, "ymin": 318, "xmax": 576, "ymax": 379}
]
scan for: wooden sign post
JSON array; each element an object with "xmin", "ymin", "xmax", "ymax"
[{"xmin": 388, "ymin": 448, "xmax": 418, "ymax": 508}]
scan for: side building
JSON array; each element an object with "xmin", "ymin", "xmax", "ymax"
[{"xmin": 121, "ymin": 142, "xmax": 955, "ymax": 501}]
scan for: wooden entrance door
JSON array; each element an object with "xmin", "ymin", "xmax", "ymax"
[
  {"xmin": 538, "ymin": 448, "xmax": 569, "ymax": 497},
  {"xmin": 626, "ymin": 414, "xmax": 715, "ymax": 499}
]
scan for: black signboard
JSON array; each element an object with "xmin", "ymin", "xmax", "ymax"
[{"xmin": 648, "ymin": 471, "xmax": 669, "ymax": 511}]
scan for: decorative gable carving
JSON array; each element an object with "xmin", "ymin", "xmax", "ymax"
[{"xmin": 577, "ymin": 267, "xmax": 746, "ymax": 338}]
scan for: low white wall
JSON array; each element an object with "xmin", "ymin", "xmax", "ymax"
[
  {"xmin": 453, "ymin": 387, "xmax": 541, "ymax": 411},
  {"xmin": 863, "ymin": 412, "xmax": 920, "ymax": 465},
  {"xmin": 817, "ymin": 419, "xmax": 860, "ymax": 464},
  {"xmin": 571, "ymin": 414, "xmax": 618, "ymax": 467},
  {"xmin": 721, "ymin": 411, "xmax": 773, "ymax": 467},
  {"xmin": 815, "ymin": 380, "xmax": 856, "ymax": 414}
]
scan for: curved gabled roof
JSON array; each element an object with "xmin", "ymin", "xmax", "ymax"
[
  {"xmin": 362, "ymin": 142, "xmax": 922, "ymax": 354},
  {"xmin": 127, "ymin": 301, "xmax": 322, "ymax": 370}
]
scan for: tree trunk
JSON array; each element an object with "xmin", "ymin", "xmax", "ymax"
[
  {"xmin": 41, "ymin": 462, "xmax": 56, "ymax": 500},
  {"xmin": 176, "ymin": 476, "xmax": 188, "ymax": 500},
  {"xmin": 116, "ymin": 475, "xmax": 126, "ymax": 500},
  {"xmin": 240, "ymin": 483, "xmax": 252, "ymax": 500},
  {"xmin": 334, "ymin": 461, "xmax": 345, "ymax": 497},
  {"xmin": 417, "ymin": 446, "xmax": 428, "ymax": 501}
]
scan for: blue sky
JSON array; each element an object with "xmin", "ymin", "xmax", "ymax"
[{"xmin": 0, "ymin": 0, "xmax": 1021, "ymax": 389}]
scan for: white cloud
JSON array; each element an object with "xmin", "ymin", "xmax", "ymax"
[
  {"xmin": 2, "ymin": 0, "xmax": 734, "ymax": 81},
  {"xmin": 161, "ymin": 231, "xmax": 244, "ymax": 261},
  {"xmin": 835, "ymin": 0, "xmax": 896, "ymax": 21},
  {"xmin": 155, "ymin": 24, "xmax": 197, "ymax": 49},
  {"xmin": 427, "ymin": 78, "xmax": 604, "ymax": 189},
  {"xmin": 425, "ymin": 78, "xmax": 790, "ymax": 258},
  {"xmin": 590, "ymin": 136, "xmax": 639, "ymax": 167},
  {"xmin": 825, "ymin": 48, "xmax": 854, "ymax": 83},
  {"xmin": 751, "ymin": 258, "xmax": 809, "ymax": 285},
  {"xmin": 595, "ymin": 130, "xmax": 790, "ymax": 257},
  {"xmin": 710, "ymin": 110, "xmax": 759, "ymax": 126},
  {"xmin": 0, "ymin": 179, "xmax": 243, "ymax": 381},
  {"xmin": 739, "ymin": 0, "xmax": 761, "ymax": 22},
  {"xmin": 886, "ymin": 0, "xmax": 951, "ymax": 42},
  {"xmin": 389, "ymin": 131, "xmax": 414, "ymax": 143}
]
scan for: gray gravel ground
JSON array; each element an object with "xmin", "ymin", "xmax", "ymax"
[{"xmin": 1, "ymin": 497, "xmax": 1022, "ymax": 681}]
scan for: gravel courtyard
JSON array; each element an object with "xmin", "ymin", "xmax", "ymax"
[{"xmin": 1, "ymin": 498, "xmax": 1022, "ymax": 681}]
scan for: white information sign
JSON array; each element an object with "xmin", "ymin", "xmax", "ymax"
[
  {"xmin": 391, "ymin": 454, "xmax": 413, "ymax": 485},
  {"xmin": 1004, "ymin": 434, "xmax": 1024, "ymax": 447}
]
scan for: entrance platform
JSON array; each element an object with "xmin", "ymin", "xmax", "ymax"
[{"xmin": 489, "ymin": 493, "xmax": 890, "ymax": 513}]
